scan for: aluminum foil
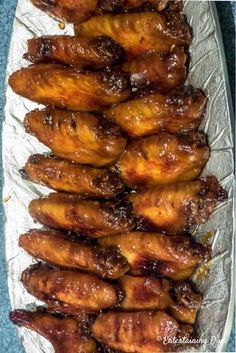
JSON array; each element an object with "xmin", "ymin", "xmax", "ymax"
[{"xmin": 2, "ymin": 1, "xmax": 234, "ymax": 352}]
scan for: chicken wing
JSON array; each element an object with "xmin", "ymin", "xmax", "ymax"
[
  {"xmin": 29, "ymin": 193, "xmax": 135, "ymax": 237},
  {"xmin": 104, "ymin": 86, "xmax": 207, "ymax": 137},
  {"xmin": 21, "ymin": 265, "xmax": 121, "ymax": 312},
  {"xmin": 24, "ymin": 35, "xmax": 123, "ymax": 68},
  {"xmin": 9, "ymin": 64, "xmax": 130, "ymax": 111},
  {"xmin": 75, "ymin": 12, "xmax": 192, "ymax": 59},
  {"xmin": 31, "ymin": 0, "xmax": 179, "ymax": 25},
  {"xmin": 121, "ymin": 46, "xmax": 187, "ymax": 92},
  {"xmin": 19, "ymin": 229, "xmax": 129, "ymax": 279},
  {"xmin": 24, "ymin": 109, "xmax": 126, "ymax": 167},
  {"xmin": 98, "ymin": 232, "xmax": 210, "ymax": 280},
  {"xmin": 92, "ymin": 311, "xmax": 179, "ymax": 353},
  {"xmin": 22, "ymin": 154, "xmax": 125, "ymax": 197},
  {"xmin": 129, "ymin": 176, "xmax": 227, "ymax": 234},
  {"xmin": 117, "ymin": 131, "xmax": 210, "ymax": 188},
  {"xmin": 118, "ymin": 276, "xmax": 202, "ymax": 324},
  {"xmin": 10, "ymin": 309, "xmax": 97, "ymax": 353}
]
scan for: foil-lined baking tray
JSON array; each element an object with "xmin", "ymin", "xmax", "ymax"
[{"xmin": 2, "ymin": 1, "xmax": 235, "ymax": 352}]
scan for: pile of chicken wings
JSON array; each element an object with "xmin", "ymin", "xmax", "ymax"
[{"xmin": 9, "ymin": 1, "xmax": 227, "ymax": 352}]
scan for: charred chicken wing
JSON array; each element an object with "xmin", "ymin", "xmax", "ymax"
[
  {"xmin": 25, "ymin": 35, "xmax": 123, "ymax": 68},
  {"xmin": 21, "ymin": 265, "xmax": 120, "ymax": 313},
  {"xmin": 22, "ymin": 154, "xmax": 125, "ymax": 197},
  {"xmin": 10, "ymin": 310, "xmax": 97, "ymax": 353},
  {"xmin": 99, "ymin": 232, "xmax": 210, "ymax": 280},
  {"xmin": 129, "ymin": 176, "xmax": 227, "ymax": 234},
  {"xmin": 19, "ymin": 229, "xmax": 129, "ymax": 279},
  {"xmin": 75, "ymin": 12, "xmax": 192, "ymax": 59},
  {"xmin": 104, "ymin": 86, "xmax": 207, "ymax": 137},
  {"xmin": 92, "ymin": 311, "xmax": 179, "ymax": 352},
  {"xmin": 121, "ymin": 46, "xmax": 187, "ymax": 92},
  {"xmin": 118, "ymin": 131, "xmax": 210, "ymax": 188},
  {"xmin": 24, "ymin": 109, "xmax": 126, "ymax": 167},
  {"xmin": 29, "ymin": 193, "xmax": 135, "ymax": 237},
  {"xmin": 9, "ymin": 64, "xmax": 130, "ymax": 111}
]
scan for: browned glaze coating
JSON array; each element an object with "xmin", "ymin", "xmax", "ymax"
[
  {"xmin": 129, "ymin": 176, "xmax": 227, "ymax": 234},
  {"xmin": 10, "ymin": 310, "xmax": 97, "ymax": 353},
  {"xmin": 121, "ymin": 0, "xmax": 170, "ymax": 11},
  {"xmin": 99, "ymin": 0, "xmax": 176, "ymax": 12},
  {"xmin": 21, "ymin": 265, "xmax": 119, "ymax": 312},
  {"xmin": 9, "ymin": 64, "xmax": 130, "ymax": 111},
  {"xmin": 22, "ymin": 154, "xmax": 125, "ymax": 197},
  {"xmin": 19, "ymin": 229, "xmax": 129, "ymax": 279},
  {"xmin": 118, "ymin": 276, "xmax": 202, "ymax": 324},
  {"xmin": 75, "ymin": 12, "xmax": 192, "ymax": 59},
  {"xmin": 92, "ymin": 311, "xmax": 179, "ymax": 352},
  {"xmin": 104, "ymin": 86, "xmax": 207, "ymax": 137},
  {"xmin": 98, "ymin": 232, "xmax": 210, "ymax": 280},
  {"xmin": 30, "ymin": 0, "xmax": 99, "ymax": 24},
  {"xmin": 169, "ymin": 281, "xmax": 202, "ymax": 324},
  {"xmin": 29, "ymin": 193, "xmax": 135, "ymax": 237},
  {"xmin": 117, "ymin": 131, "xmax": 210, "ymax": 188},
  {"xmin": 121, "ymin": 46, "xmax": 187, "ymax": 92},
  {"xmin": 25, "ymin": 35, "xmax": 124, "ymax": 68},
  {"xmin": 24, "ymin": 109, "xmax": 127, "ymax": 167}
]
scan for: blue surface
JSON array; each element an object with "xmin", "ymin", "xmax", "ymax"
[{"xmin": 0, "ymin": 1, "xmax": 235, "ymax": 352}]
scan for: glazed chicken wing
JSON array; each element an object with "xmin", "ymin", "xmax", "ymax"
[
  {"xmin": 25, "ymin": 35, "xmax": 123, "ymax": 68},
  {"xmin": 10, "ymin": 310, "xmax": 96, "ymax": 353},
  {"xmin": 129, "ymin": 176, "xmax": 227, "ymax": 234},
  {"xmin": 117, "ymin": 131, "xmax": 210, "ymax": 188},
  {"xmin": 9, "ymin": 64, "xmax": 130, "ymax": 111},
  {"xmin": 98, "ymin": 232, "xmax": 210, "ymax": 280},
  {"xmin": 19, "ymin": 229, "xmax": 129, "ymax": 279},
  {"xmin": 92, "ymin": 311, "xmax": 179, "ymax": 353},
  {"xmin": 119, "ymin": 276, "xmax": 202, "ymax": 324},
  {"xmin": 21, "ymin": 265, "xmax": 121, "ymax": 313},
  {"xmin": 121, "ymin": 46, "xmax": 187, "ymax": 92},
  {"xmin": 22, "ymin": 154, "xmax": 125, "ymax": 197},
  {"xmin": 29, "ymin": 193, "xmax": 135, "ymax": 237},
  {"xmin": 75, "ymin": 12, "xmax": 192, "ymax": 59},
  {"xmin": 104, "ymin": 86, "xmax": 207, "ymax": 137},
  {"xmin": 24, "ymin": 109, "xmax": 126, "ymax": 167}
]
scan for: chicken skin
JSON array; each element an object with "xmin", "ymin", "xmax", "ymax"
[
  {"xmin": 9, "ymin": 64, "xmax": 130, "ymax": 111},
  {"xmin": 22, "ymin": 154, "xmax": 125, "ymax": 197},
  {"xmin": 75, "ymin": 12, "xmax": 192, "ymax": 59},
  {"xmin": 30, "ymin": 0, "xmax": 99, "ymax": 24},
  {"xmin": 118, "ymin": 276, "xmax": 202, "ymax": 324},
  {"xmin": 129, "ymin": 176, "xmax": 227, "ymax": 234},
  {"xmin": 98, "ymin": 232, "xmax": 210, "ymax": 280},
  {"xmin": 21, "ymin": 265, "xmax": 120, "ymax": 313},
  {"xmin": 19, "ymin": 229, "xmax": 129, "ymax": 279},
  {"xmin": 24, "ymin": 109, "xmax": 127, "ymax": 167},
  {"xmin": 104, "ymin": 86, "xmax": 207, "ymax": 138},
  {"xmin": 29, "ymin": 193, "xmax": 135, "ymax": 237},
  {"xmin": 10, "ymin": 310, "xmax": 97, "ymax": 353},
  {"xmin": 121, "ymin": 46, "xmax": 187, "ymax": 92},
  {"xmin": 24, "ymin": 35, "xmax": 124, "ymax": 68},
  {"xmin": 118, "ymin": 131, "xmax": 210, "ymax": 188},
  {"xmin": 92, "ymin": 311, "xmax": 179, "ymax": 353}
]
